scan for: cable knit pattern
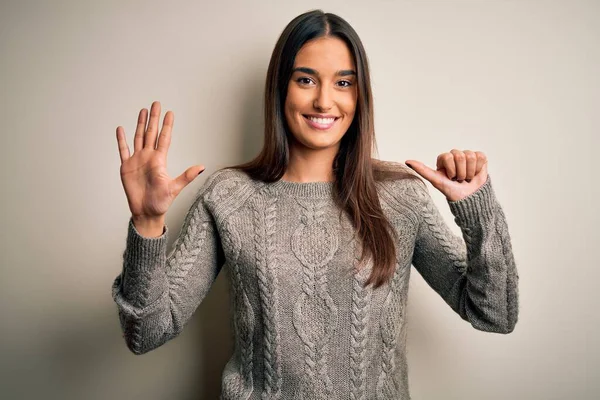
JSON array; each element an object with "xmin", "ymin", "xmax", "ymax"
[
  {"xmin": 111, "ymin": 164, "xmax": 519, "ymax": 399},
  {"xmin": 349, "ymin": 242, "xmax": 373, "ymax": 400},
  {"xmin": 111, "ymin": 186, "xmax": 216, "ymax": 354},
  {"xmin": 376, "ymin": 214, "xmax": 415, "ymax": 400},
  {"xmin": 410, "ymin": 175, "xmax": 520, "ymax": 333},
  {"xmin": 251, "ymin": 188, "xmax": 283, "ymax": 400},
  {"xmin": 291, "ymin": 198, "xmax": 339, "ymax": 399},
  {"xmin": 407, "ymin": 183, "xmax": 468, "ymax": 273},
  {"xmin": 220, "ymin": 217, "xmax": 255, "ymax": 400}
]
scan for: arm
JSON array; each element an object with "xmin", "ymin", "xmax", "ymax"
[
  {"xmin": 111, "ymin": 182, "xmax": 225, "ymax": 354},
  {"xmin": 410, "ymin": 175, "xmax": 519, "ymax": 333}
]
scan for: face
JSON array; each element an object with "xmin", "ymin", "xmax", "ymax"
[{"xmin": 284, "ymin": 36, "xmax": 358, "ymax": 153}]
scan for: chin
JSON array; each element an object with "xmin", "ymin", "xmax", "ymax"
[
  {"xmin": 296, "ymin": 129, "xmax": 340, "ymax": 146},
  {"xmin": 296, "ymin": 137, "xmax": 342, "ymax": 151},
  {"xmin": 299, "ymin": 124, "xmax": 346, "ymax": 147}
]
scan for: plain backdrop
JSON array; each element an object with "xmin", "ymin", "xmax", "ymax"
[{"xmin": 1, "ymin": 0, "xmax": 598, "ymax": 399}]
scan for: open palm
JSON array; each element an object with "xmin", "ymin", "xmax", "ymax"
[{"xmin": 116, "ymin": 101, "xmax": 204, "ymax": 219}]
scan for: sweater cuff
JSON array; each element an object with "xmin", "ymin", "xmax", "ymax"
[
  {"xmin": 447, "ymin": 175, "xmax": 497, "ymax": 227},
  {"xmin": 125, "ymin": 217, "xmax": 168, "ymax": 273}
]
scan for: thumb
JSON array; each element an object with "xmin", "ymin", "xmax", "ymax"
[
  {"xmin": 405, "ymin": 160, "xmax": 439, "ymax": 185},
  {"xmin": 172, "ymin": 165, "xmax": 205, "ymax": 197}
]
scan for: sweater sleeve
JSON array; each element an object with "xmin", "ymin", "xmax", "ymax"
[
  {"xmin": 410, "ymin": 175, "xmax": 519, "ymax": 333},
  {"xmin": 111, "ymin": 181, "xmax": 225, "ymax": 355}
]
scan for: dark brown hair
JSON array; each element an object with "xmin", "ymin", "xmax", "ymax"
[{"xmin": 230, "ymin": 10, "xmax": 422, "ymax": 288}]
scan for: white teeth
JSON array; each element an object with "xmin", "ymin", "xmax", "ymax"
[{"xmin": 308, "ymin": 116, "xmax": 335, "ymax": 124}]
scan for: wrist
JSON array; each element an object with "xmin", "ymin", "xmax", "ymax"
[{"xmin": 131, "ymin": 215, "xmax": 166, "ymax": 238}]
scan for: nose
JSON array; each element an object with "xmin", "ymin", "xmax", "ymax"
[{"xmin": 313, "ymin": 85, "xmax": 333, "ymax": 111}]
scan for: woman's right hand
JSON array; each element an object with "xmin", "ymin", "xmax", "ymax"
[{"xmin": 116, "ymin": 101, "xmax": 204, "ymax": 223}]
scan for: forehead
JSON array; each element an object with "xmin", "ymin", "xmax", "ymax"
[{"xmin": 294, "ymin": 36, "xmax": 355, "ymax": 70}]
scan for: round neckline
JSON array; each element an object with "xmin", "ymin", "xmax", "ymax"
[{"xmin": 269, "ymin": 179, "xmax": 335, "ymax": 198}]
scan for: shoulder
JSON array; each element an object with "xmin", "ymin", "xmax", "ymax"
[
  {"xmin": 373, "ymin": 159, "xmax": 418, "ymax": 180},
  {"xmin": 373, "ymin": 159, "xmax": 427, "ymax": 200},
  {"xmin": 197, "ymin": 167, "xmax": 256, "ymax": 204},
  {"xmin": 372, "ymin": 160, "xmax": 428, "ymax": 227}
]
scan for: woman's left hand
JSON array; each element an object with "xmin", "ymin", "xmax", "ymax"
[{"xmin": 405, "ymin": 149, "xmax": 489, "ymax": 202}]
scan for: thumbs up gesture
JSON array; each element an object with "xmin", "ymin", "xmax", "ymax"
[{"xmin": 405, "ymin": 149, "xmax": 489, "ymax": 202}]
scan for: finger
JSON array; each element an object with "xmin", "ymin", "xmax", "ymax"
[
  {"xmin": 144, "ymin": 101, "xmax": 161, "ymax": 149},
  {"xmin": 464, "ymin": 150, "xmax": 477, "ymax": 181},
  {"xmin": 451, "ymin": 149, "xmax": 466, "ymax": 181},
  {"xmin": 436, "ymin": 153, "xmax": 446, "ymax": 171},
  {"xmin": 157, "ymin": 111, "xmax": 174, "ymax": 153},
  {"xmin": 441, "ymin": 152, "xmax": 456, "ymax": 180},
  {"xmin": 116, "ymin": 126, "xmax": 130, "ymax": 163},
  {"xmin": 476, "ymin": 159, "xmax": 489, "ymax": 185},
  {"xmin": 475, "ymin": 151, "xmax": 487, "ymax": 174},
  {"xmin": 134, "ymin": 108, "xmax": 147, "ymax": 153},
  {"xmin": 171, "ymin": 165, "xmax": 205, "ymax": 198},
  {"xmin": 475, "ymin": 156, "xmax": 489, "ymax": 185}
]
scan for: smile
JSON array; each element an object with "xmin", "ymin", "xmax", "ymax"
[{"xmin": 303, "ymin": 115, "xmax": 339, "ymax": 130}]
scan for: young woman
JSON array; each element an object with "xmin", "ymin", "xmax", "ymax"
[{"xmin": 113, "ymin": 9, "xmax": 519, "ymax": 400}]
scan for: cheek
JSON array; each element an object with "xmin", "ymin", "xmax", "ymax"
[
  {"xmin": 339, "ymin": 87, "xmax": 357, "ymax": 109},
  {"xmin": 284, "ymin": 102, "xmax": 297, "ymax": 130},
  {"xmin": 340, "ymin": 94, "xmax": 357, "ymax": 120},
  {"xmin": 285, "ymin": 90, "xmax": 304, "ymax": 123}
]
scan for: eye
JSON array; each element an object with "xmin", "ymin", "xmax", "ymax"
[
  {"xmin": 337, "ymin": 80, "xmax": 353, "ymax": 88},
  {"xmin": 296, "ymin": 77, "xmax": 314, "ymax": 85}
]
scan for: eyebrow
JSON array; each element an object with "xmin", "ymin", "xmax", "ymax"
[{"xmin": 292, "ymin": 67, "xmax": 356, "ymax": 77}]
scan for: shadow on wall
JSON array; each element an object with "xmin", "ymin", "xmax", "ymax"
[{"xmin": 185, "ymin": 272, "xmax": 234, "ymax": 400}]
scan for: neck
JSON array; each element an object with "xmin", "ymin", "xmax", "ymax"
[{"xmin": 282, "ymin": 142, "xmax": 339, "ymax": 183}]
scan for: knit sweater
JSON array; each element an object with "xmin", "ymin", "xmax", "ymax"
[{"xmin": 111, "ymin": 164, "xmax": 519, "ymax": 400}]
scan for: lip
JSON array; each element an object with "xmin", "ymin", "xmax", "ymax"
[
  {"xmin": 304, "ymin": 114, "xmax": 338, "ymax": 118},
  {"xmin": 303, "ymin": 114, "xmax": 339, "ymax": 130}
]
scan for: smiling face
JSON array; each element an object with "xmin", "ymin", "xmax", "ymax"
[{"xmin": 284, "ymin": 36, "xmax": 358, "ymax": 154}]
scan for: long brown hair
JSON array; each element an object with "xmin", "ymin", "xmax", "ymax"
[{"xmin": 230, "ymin": 10, "xmax": 422, "ymax": 288}]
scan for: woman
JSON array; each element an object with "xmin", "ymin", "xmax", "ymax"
[{"xmin": 112, "ymin": 9, "xmax": 519, "ymax": 400}]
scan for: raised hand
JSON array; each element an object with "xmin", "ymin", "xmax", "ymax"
[
  {"xmin": 405, "ymin": 149, "xmax": 489, "ymax": 202},
  {"xmin": 116, "ymin": 101, "xmax": 205, "ymax": 226}
]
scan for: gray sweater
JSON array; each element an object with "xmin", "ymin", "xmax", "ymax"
[{"xmin": 111, "ymin": 164, "xmax": 519, "ymax": 400}]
